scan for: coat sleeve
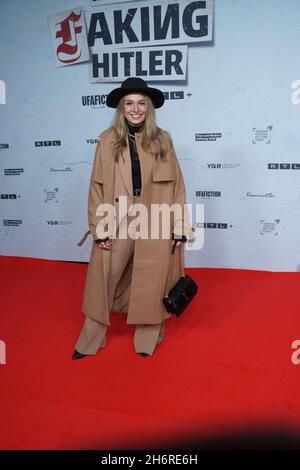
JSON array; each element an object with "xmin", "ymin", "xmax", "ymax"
[
  {"xmin": 87, "ymin": 134, "xmax": 105, "ymax": 240},
  {"xmin": 168, "ymin": 135, "xmax": 195, "ymax": 241}
]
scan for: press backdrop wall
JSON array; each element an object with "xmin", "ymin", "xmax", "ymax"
[{"xmin": 1, "ymin": 0, "xmax": 300, "ymax": 272}]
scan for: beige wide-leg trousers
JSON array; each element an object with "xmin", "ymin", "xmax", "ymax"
[{"xmin": 75, "ymin": 195, "xmax": 164, "ymax": 356}]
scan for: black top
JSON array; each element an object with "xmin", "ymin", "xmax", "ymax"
[{"xmin": 126, "ymin": 118, "xmax": 144, "ymax": 192}]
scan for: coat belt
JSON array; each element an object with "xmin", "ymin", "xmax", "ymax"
[{"xmin": 77, "ymin": 229, "xmax": 91, "ymax": 247}]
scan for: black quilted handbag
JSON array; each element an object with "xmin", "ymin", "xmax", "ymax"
[{"xmin": 163, "ymin": 243, "xmax": 198, "ymax": 317}]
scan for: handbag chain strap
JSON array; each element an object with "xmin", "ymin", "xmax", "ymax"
[{"xmin": 164, "ymin": 243, "xmax": 185, "ymax": 297}]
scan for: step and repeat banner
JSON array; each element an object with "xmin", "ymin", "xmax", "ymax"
[{"xmin": 1, "ymin": 0, "xmax": 300, "ymax": 271}]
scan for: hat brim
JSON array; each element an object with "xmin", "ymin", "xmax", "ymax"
[{"xmin": 106, "ymin": 86, "xmax": 164, "ymax": 109}]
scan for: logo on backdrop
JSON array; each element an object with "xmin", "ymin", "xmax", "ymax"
[
  {"xmin": 268, "ymin": 163, "xmax": 300, "ymax": 170},
  {"xmin": 0, "ymin": 340, "xmax": 6, "ymax": 365},
  {"xmin": 4, "ymin": 168, "xmax": 24, "ymax": 176},
  {"xmin": 48, "ymin": 0, "xmax": 214, "ymax": 82},
  {"xmin": 0, "ymin": 194, "xmax": 21, "ymax": 199},
  {"xmin": 3, "ymin": 219, "xmax": 22, "ymax": 227},
  {"xmin": 0, "ymin": 143, "xmax": 9, "ymax": 150},
  {"xmin": 196, "ymin": 222, "xmax": 232, "ymax": 229},
  {"xmin": 47, "ymin": 220, "xmax": 73, "ymax": 226},
  {"xmin": 48, "ymin": 9, "xmax": 90, "ymax": 67},
  {"xmin": 0, "ymin": 80, "xmax": 6, "ymax": 104},
  {"xmin": 195, "ymin": 133, "xmax": 222, "ymax": 141},
  {"xmin": 252, "ymin": 126, "xmax": 273, "ymax": 144},
  {"xmin": 206, "ymin": 163, "xmax": 240, "ymax": 169},
  {"xmin": 246, "ymin": 192, "xmax": 275, "ymax": 198},
  {"xmin": 82, "ymin": 94, "xmax": 107, "ymax": 107},
  {"xmin": 35, "ymin": 140, "xmax": 61, "ymax": 147},
  {"xmin": 164, "ymin": 91, "xmax": 186, "ymax": 101},
  {"xmin": 260, "ymin": 218, "xmax": 280, "ymax": 236},
  {"xmin": 44, "ymin": 188, "xmax": 59, "ymax": 203},
  {"xmin": 50, "ymin": 167, "xmax": 73, "ymax": 173},
  {"xmin": 195, "ymin": 191, "xmax": 221, "ymax": 198}
]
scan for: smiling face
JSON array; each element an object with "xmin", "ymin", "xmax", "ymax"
[{"xmin": 123, "ymin": 93, "xmax": 147, "ymax": 126}]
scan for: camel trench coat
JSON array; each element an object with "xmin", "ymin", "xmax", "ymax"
[{"xmin": 78, "ymin": 127, "xmax": 192, "ymax": 326}]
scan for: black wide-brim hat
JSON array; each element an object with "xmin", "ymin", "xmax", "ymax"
[{"xmin": 106, "ymin": 77, "xmax": 165, "ymax": 109}]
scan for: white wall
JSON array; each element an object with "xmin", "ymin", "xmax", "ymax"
[{"xmin": 1, "ymin": 0, "xmax": 300, "ymax": 271}]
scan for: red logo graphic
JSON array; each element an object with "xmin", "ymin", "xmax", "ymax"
[{"xmin": 55, "ymin": 11, "xmax": 83, "ymax": 64}]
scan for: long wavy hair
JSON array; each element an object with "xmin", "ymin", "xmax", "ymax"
[{"xmin": 108, "ymin": 94, "xmax": 170, "ymax": 162}]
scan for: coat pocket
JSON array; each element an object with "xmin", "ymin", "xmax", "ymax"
[{"xmin": 152, "ymin": 159, "xmax": 175, "ymax": 183}]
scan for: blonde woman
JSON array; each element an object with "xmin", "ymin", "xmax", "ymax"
[{"xmin": 73, "ymin": 77, "xmax": 191, "ymax": 359}]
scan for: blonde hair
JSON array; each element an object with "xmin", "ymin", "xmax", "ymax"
[{"xmin": 108, "ymin": 94, "xmax": 170, "ymax": 162}]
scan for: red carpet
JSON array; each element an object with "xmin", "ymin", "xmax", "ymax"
[{"xmin": 0, "ymin": 255, "xmax": 300, "ymax": 449}]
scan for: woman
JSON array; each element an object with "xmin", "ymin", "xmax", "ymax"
[{"xmin": 73, "ymin": 77, "xmax": 193, "ymax": 359}]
